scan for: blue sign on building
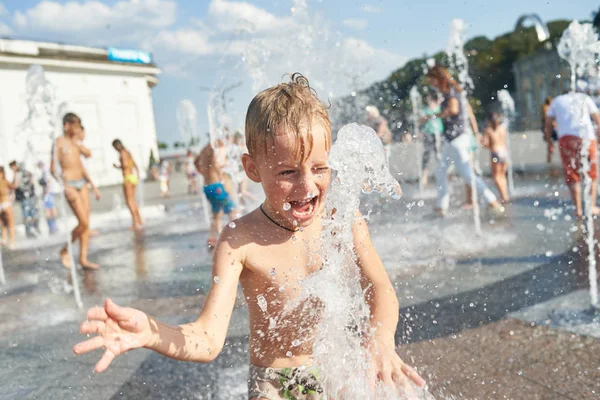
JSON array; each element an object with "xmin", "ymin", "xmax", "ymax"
[{"xmin": 108, "ymin": 48, "xmax": 152, "ymax": 65}]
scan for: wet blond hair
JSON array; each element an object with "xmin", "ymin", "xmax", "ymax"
[{"xmin": 245, "ymin": 73, "xmax": 331, "ymax": 163}]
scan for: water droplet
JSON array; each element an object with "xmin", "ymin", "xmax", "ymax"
[
  {"xmin": 213, "ymin": 276, "xmax": 221, "ymax": 284},
  {"xmin": 292, "ymin": 220, "xmax": 298, "ymax": 227},
  {"xmin": 292, "ymin": 339, "xmax": 301, "ymax": 347},
  {"xmin": 283, "ymin": 203, "xmax": 291, "ymax": 211},
  {"xmin": 286, "ymin": 351, "xmax": 293, "ymax": 357},
  {"xmin": 545, "ymin": 251, "xmax": 553, "ymax": 257},
  {"xmin": 257, "ymin": 295, "xmax": 267, "ymax": 313},
  {"xmin": 228, "ymin": 222, "xmax": 236, "ymax": 228},
  {"xmin": 503, "ymin": 84, "xmax": 508, "ymax": 88},
  {"xmin": 417, "ymin": 200, "xmax": 424, "ymax": 207},
  {"xmin": 533, "ymin": 201, "xmax": 539, "ymax": 207},
  {"xmin": 269, "ymin": 268, "xmax": 276, "ymax": 277}
]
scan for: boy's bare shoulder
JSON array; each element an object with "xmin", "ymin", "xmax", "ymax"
[{"xmin": 217, "ymin": 208, "xmax": 266, "ymax": 248}]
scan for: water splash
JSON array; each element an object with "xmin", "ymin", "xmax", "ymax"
[
  {"xmin": 176, "ymin": 100, "xmax": 198, "ymax": 148},
  {"xmin": 24, "ymin": 65, "xmax": 82, "ymax": 308},
  {"xmin": 497, "ymin": 89, "xmax": 515, "ymax": 194},
  {"xmin": 293, "ymin": 123, "xmax": 432, "ymax": 399},
  {"xmin": 410, "ymin": 86, "xmax": 424, "ymax": 192},
  {"xmin": 447, "ymin": 19, "xmax": 481, "ymax": 236},
  {"xmin": 556, "ymin": 21, "xmax": 600, "ymax": 307}
]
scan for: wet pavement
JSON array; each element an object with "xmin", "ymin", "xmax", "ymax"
[{"xmin": 1, "ymin": 169, "xmax": 599, "ymax": 399}]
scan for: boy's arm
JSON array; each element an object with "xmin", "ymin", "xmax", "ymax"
[
  {"xmin": 74, "ymin": 226, "xmax": 243, "ymax": 371},
  {"xmin": 78, "ymin": 142, "xmax": 92, "ymax": 158},
  {"xmin": 147, "ymin": 231, "xmax": 243, "ymax": 361}
]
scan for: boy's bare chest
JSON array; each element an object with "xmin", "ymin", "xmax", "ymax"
[
  {"xmin": 57, "ymin": 139, "xmax": 80, "ymax": 163},
  {"xmin": 242, "ymin": 238, "xmax": 323, "ymax": 297}
]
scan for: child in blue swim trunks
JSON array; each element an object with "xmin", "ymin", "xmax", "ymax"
[{"xmin": 196, "ymin": 139, "xmax": 237, "ymax": 248}]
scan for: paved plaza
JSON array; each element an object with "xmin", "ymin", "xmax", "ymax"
[{"xmin": 1, "ymin": 143, "xmax": 599, "ymax": 399}]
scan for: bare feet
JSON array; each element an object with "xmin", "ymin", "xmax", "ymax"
[
  {"xmin": 60, "ymin": 247, "xmax": 71, "ymax": 269},
  {"xmin": 80, "ymin": 260, "xmax": 100, "ymax": 270}
]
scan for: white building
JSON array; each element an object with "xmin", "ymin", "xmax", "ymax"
[{"xmin": 0, "ymin": 39, "xmax": 161, "ymax": 186}]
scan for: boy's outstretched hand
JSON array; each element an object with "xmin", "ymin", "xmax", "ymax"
[
  {"xmin": 369, "ymin": 337, "xmax": 426, "ymax": 396},
  {"xmin": 73, "ymin": 299, "xmax": 154, "ymax": 373}
]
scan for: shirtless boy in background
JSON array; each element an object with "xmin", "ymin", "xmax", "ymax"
[
  {"xmin": 112, "ymin": 139, "xmax": 143, "ymax": 230},
  {"xmin": 51, "ymin": 113, "xmax": 101, "ymax": 270},
  {"xmin": 195, "ymin": 138, "xmax": 236, "ymax": 248},
  {"xmin": 483, "ymin": 112, "xmax": 510, "ymax": 203}
]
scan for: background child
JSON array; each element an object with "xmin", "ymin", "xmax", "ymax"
[
  {"xmin": 0, "ymin": 166, "xmax": 16, "ymax": 248},
  {"xmin": 483, "ymin": 112, "xmax": 510, "ymax": 203},
  {"xmin": 74, "ymin": 74, "xmax": 425, "ymax": 399}
]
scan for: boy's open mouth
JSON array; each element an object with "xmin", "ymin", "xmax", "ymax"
[{"xmin": 289, "ymin": 195, "xmax": 318, "ymax": 220}]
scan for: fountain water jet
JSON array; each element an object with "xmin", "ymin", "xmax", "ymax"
[
  {"xmin": 24, "ymin": 65, "xmax": 82, "ymax": 308},
  {"xmin": 556, "ymin": 21, "xmax": 600, "ymax": 307},
  {"xmin": 410, "ymin": 86, "xmax": 424, "ymax": 193},
  {"xmin": 291, "ymin": 124, "xmax": 434, "ymax": 399},
  {"xmin": 0, "ymin": 248, "xmax": 5, "ymax": 284},
  {"xmin": 177, "ymin": 99, "xmax": 211, "ymax": 227},
  {"xmin": 497, "ymin": 89, "xmax": 516, "ymax": 195},
  {"xmin": 447, "ymin": 19, "xmax": 481, "ymax": 235}
]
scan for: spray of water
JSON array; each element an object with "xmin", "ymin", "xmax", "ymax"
[
  {"xmin": 290, "ymin": 123, "xmax": 435, "ymax": 399},
  {"xmin": 497, "ymin": 89, "xmax": 516, "ymax": 195},
  {"xmin": 447, "ymin": 19, "xmax": 481, "ymax": 235},
  {"xmin": 556, "ymin": 21, "xmax": 600, "ymax": 307},
  {"xmin": 410, "ymin": 86, "xmax": 424, "ymax": 193},
  {"xmin": 23, "ymin": 65, "xmax": 82, "ymax": 308}
]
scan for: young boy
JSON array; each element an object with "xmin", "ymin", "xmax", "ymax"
[
  {"xmin": 74, "ymin": 74, "xmax": 425, "ymax": 399},
  {"xmin": 195, "ymin": 139, "xmax": 236, "ymax": 249},
  {"xmin": 483, "ymin": 112, "xmax": 509, "ymax": 203},
  {"xmin": 112, "ymin": 139, "xmax": 143, "ymax": 230},
  {"xmin": 50, "ymin": 113, "xmax": 101, "ymax": 270},
  {"xmin": 38, "ymin": 161, "xmax": 59, "ymax": 235},
  {"xmin": 0, "ymin": 166, "xmax": 16, "ymax": 248}
]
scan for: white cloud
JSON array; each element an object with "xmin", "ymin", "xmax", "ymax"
[
  {"xmin": 208, "ymin": 0, "xmax": 291, "ymax": 32},
  {"xmin": 339, "ymin": 37, "xmax": 406, "ymax": 84},
  {"xmin": 0, "ymin": 2, "xmax": 8, "ymax": 16},
  {"xmin": 360, "ymin": 5, "xmax": 381, "ymax": 13},
  {"xmin": 0, "ymin": 22, "xmax": 11, "ymax": 36},
  {"xmin": 342, "ymin": 18, "xmax": 368, "ymax": 30},
  {"xmin": 154, "ymin": 29, "xmax": 212, "ymax": 55},
  {"xmin": 13, "ymin": 0, "xmax": 176, "ymax": 33}
]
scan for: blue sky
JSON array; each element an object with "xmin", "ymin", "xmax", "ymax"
[{"xmin": 0, "ymin": 0, "xmax": 598, "ymax": 145}]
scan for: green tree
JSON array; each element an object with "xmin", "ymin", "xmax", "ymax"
[
  {"xmin": 148, "ymin": 149, "xmax": 156, "ymax": 170},
  {"xmin": 593, "ymin": 7, "xmax": 600, "ymax": 30},
  {"xmin": 157, "ymin": 142, "xmax": 168, "ymax": 150},
  {"xmin": 354, "ymin": 18, "xmax": 573, "ymax": 123}
]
